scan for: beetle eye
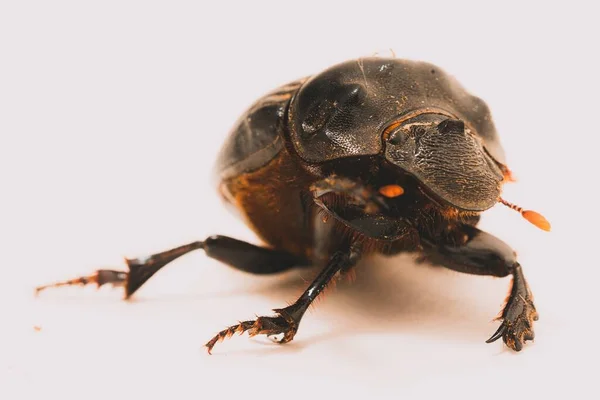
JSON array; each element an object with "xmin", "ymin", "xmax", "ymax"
[
  {"xmin": 387, "ymin": 129, "xmax": 407, "ymax": 146},
  {"xmin": 438, "ymin": 118, "xmax": 465, "ymax": 134},
  {"xmin": 299, "ymin": 83, "xmax": 366, "ymax": 138},
  {"xmin": 301, "ymin": 100, "xmax": 334, "ymax": 136}
]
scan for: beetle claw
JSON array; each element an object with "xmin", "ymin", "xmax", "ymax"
[
  {"xmin": 485, "ymin": 322, "xmax": 506, "ymax": 343},
  {"xmin": 485, "ymin": 323, "xmax": 507, "ymax": 343}
]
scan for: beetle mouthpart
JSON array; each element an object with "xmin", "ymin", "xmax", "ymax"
[
  {"xmin": 378, "ymin": 184, "xmax": 404, "ymax": 198},
  {"xmin": 498, "ymin": 198, "xmax": 551, "ymax": 232},
  {"xmin": 310, "ymin": 177, "xmax": 390, "ymax": 212}
]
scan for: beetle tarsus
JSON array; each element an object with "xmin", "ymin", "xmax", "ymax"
[
  {"xmin": 35, "ymin": 241, "xmax": 206, "ymax": 298},
  {"xmin": 205, "ymin": 313, "xmax": 296, "ymax": 355},
  {"xmin": 486, "ymin": 263, "xmax": 538, "ymax": 351},
  {"xmin": 35, "ymin": 269, "xmax": 127, "ymax": 295}
]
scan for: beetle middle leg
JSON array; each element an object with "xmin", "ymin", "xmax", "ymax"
[
  {"xmin": 35, "ymin": 236, "xmax": 309, "ymax": 298},
  {"xmin": 204, "ymin": 245, "xmax": 361, "ymax": 354},
  {"xmin": 419, "ymin": 225, "xmax": 538, "ymax": 351}
]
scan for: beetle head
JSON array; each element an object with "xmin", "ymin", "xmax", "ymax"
[
  {"xmin": 288, "ymin": 58, "xmax": 522, "ymax": 214},
  {"xmin": 383, "ymin": 113, "xmax": 504, "ymax": 212}
]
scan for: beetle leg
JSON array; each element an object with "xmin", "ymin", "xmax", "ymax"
[
  {"xmin": 205, "ymin": 245, "xmax": 361, "ymax": 354},
  {"xmin": 35, "ymin": 236, "xmax": 309, "ymax": 299},
  {"xmin": 419, "ymin": 225, "xmax": 538, "ymax": 352},
  {"xmin": 34, "ymin": 269, "xmax": 129, "ymax": 293}
]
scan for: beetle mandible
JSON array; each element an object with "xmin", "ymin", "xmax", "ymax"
[{"xmin": 36, "ymin": 57, "xmax": 550, "ymax": 353}]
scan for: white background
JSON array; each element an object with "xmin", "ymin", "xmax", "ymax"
[{"xmin": 1, "ymin": 1, "xmax": 598, "ymax": 399}]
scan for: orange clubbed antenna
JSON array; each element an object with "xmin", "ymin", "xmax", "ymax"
[{"xmin": 499, "ymin": 198, "xmax": 551, "ymax": 232}]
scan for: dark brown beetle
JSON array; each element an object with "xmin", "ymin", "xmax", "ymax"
[{"xmin": 36, "ymin": 57, "xmax": 550, "ymax": 353}]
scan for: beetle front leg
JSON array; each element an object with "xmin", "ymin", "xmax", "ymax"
[
  {"xmin": 484, "ymin": 263, "xmax": 537, "ymax": 350},
  {"xmin": 204, "ymin": 245, "xmax": 361, "ymax": 354},
  {"xmin": 419, "ymin": 225, "xmax": 538, "ymax": 352}
]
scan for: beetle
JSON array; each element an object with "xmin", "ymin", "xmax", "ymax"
[{"xmin": 36, "ymin": 57, "xmax": 550, "ymax": 353}]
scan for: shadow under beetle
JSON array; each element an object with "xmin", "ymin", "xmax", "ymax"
[{"xmin": 36, "ymin": 57, "xmax": 551, "ymax": 354}]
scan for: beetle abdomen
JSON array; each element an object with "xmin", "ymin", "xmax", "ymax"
[{"xmin": 218, "ymin": 148, "xmax": 315, "ymax": 258}]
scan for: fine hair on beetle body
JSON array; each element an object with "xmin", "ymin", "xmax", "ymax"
[{"xmin": 35, "ymin": 56, "xmax": 550, "ymax": 354}]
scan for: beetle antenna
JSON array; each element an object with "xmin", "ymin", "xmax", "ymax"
[{"xmin": 498, "ymin": 198, "xmax": 551, "ymax": 232}]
